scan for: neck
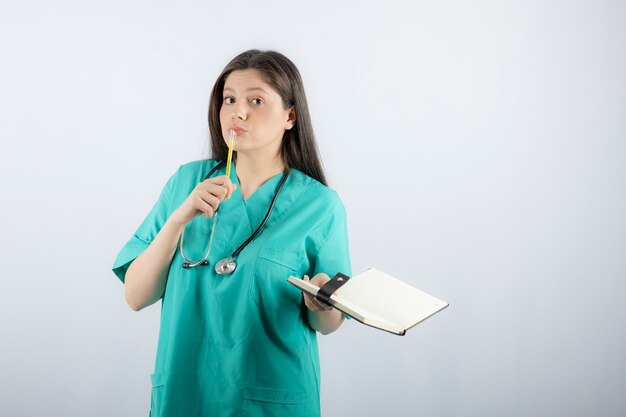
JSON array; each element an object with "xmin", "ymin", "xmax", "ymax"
[{"xmin": 234, "ymin": 152, "xmax": 285, "ymax": 200}]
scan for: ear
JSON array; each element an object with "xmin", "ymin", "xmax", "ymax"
[{"xmin": 285, "ymin": 106, "xmax": 296, "ymax": 130}]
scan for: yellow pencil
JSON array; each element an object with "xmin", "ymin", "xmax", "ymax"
[{"xmin": 226, "ymin": 130, "xmax": 236, "ymax": 178}]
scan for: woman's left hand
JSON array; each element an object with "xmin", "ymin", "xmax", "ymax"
[{"xmin": 303, "ymin": 273, "xmax": 334, "ymax": 312}]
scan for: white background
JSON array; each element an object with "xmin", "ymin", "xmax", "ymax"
[{"xmin": 1, "ymin": 1, "xmax": 625, "ymax": 416}]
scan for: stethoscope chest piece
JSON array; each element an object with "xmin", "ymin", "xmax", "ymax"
[{"xmin": 215, "ymin": 257, "xmax": 237, "ymax": 275}]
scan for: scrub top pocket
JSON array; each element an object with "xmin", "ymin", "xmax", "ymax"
[
  {"xmin": 240, "ymin": 385, "xmax": 318, "ymax": 417},
  {"xmin": 149, "ymin": 372, "xmax": 165, "ymax": 417},
  {"xmin": 251, "ymin": 247, "xmax": 304, "ymax": 333}
]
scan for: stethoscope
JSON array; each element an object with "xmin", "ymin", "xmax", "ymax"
[{"xmin": 179, "ymin": 160, "xmax": 290, "ymax": 275}]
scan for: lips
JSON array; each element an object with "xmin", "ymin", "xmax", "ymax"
[{"xmin": 229, "ymin": 126, "xmax": 247, "ymax": 134}]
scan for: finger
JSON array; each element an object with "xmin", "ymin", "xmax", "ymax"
[
  {"xmin": 314, "ymin": 298, "xmax": 333, "ymax": 311},
  {"xmin": 304, "ymin": 295, "xmax": 324, "ymax": 312},
  {"xmin": 199, "ymin": 191, "xmax": 221, "ymax": 212},
  {"xmin": 200, "ymin": 183, "xmax": 229, "ymax": 203},
  {"xmin": 310, "ymin": 299, "xmax": 325, "ymax": 311},
  {"xmin": 303, "ymin": 294, "xmax": 316, "ymax": 311},
  {"xmin": 207, "ymin": 176, "xmax": 235, "ymax": 198},
  {"xmin": 219, "ymin": 181, "xmax": 235, "ymax": 200},
  {"xmin": 303, "ymin": 276, "xmax": 324, "ymax": 311},
  {"xmin": 302, "ymin": 284, "xmax": 333, "ymax": 312},
  {"xmin": 303, "ymin": 276, "xmax": 314, "ymax": 308},
  {"xmin": 315, "ymin": 299, "xmax": 333, "ymax": 311},
  {"xmin": 303, "ymin": 292, "xmax": 320, "ymax": 312},
  {"xmin": 206, "ymin": 175, "xmax": 230, "ymax": 185},
  {"xmin": 193, "ymin": 197, "xmax": 215, "ymax": 218},
  {"xmin": 222, "ymin": 178, "xmax": 236, "ymax": 199},
  {"xmin": 310, "ymin": 273, "xmax": 330, "ymax": 287}
]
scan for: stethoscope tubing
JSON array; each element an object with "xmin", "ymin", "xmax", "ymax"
[{"xmin": 179, "ymin": 160, "xmax": 289, "ymax": 271}]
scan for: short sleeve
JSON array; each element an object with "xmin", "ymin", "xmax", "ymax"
[
  {"xmin": 112, "ymin": 168, "xmax": 179, "ymax": 283},
  {"xmin": 312, "ymin": 196, "xmax": 352, "ymax": 279}
]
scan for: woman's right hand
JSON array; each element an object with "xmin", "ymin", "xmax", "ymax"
[{"xmin": 169, "ymin": 175, "xmax": 236, "ymax": 226}]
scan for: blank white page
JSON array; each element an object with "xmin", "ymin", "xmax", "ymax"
[{"xmin": 338, "ymin": 268, "xmax": 448, "ymax": 328}]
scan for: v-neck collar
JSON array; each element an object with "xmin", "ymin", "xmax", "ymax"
[
  {"xmin": 217, "ymin": 161, "xmax": 282, "ymax": 233},
  {"xmin": 233, "ymin": 170, "xmax": 284, "ymax": 204},
  {"xmin": 234, "ymin": 169, "xmax": 284, "ymax": 230},
  {"xmin": 210, "ymin": 161, "xmax": 309, "ymax": 247}
]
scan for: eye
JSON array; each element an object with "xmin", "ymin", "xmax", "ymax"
[
  {"xmin": 223, "ymin": 96, "xmax": 235, "ymax": 104},
  {"xmin": 250, "ymin": 98, "xmax": 264, "ymax": 105}
]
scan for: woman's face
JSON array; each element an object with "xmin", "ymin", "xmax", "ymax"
[{"xmin": 220, "ymin": 69, "xmax": 295, "ymax": 159}]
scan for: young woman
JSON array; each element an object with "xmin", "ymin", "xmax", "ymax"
[{"xmin": 113, "ymin": 49, "xmax": 351, "ymax": 417}]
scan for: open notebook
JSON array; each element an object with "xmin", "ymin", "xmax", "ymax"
[{"xmin": 288, "ymin": 268, "xmax": 448, "ymax": 335}]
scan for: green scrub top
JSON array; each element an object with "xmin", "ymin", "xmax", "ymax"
[{"xmin": 112, "ymin": 159, "xmax": 351, "ymax": 417}]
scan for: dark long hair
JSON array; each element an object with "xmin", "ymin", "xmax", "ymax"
[{"xmin": 208, "ymin": 49, "xmax": 327, "ymax": 186}]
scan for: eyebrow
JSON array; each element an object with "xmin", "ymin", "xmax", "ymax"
[{"xmin": 223, "ymin": 87, "xmax": 270, "ymax": 94}]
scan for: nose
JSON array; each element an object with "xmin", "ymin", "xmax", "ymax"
[{"xmin": 231, "ymin": 102, "xmax": 247, "ymax": 121}]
